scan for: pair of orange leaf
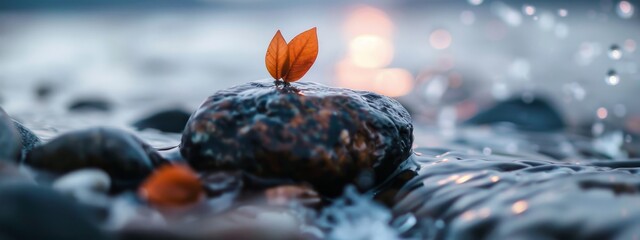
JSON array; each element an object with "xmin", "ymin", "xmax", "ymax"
[{"xmin": 265, "ymin": 27, "xmax": 319, "ymax": 82}]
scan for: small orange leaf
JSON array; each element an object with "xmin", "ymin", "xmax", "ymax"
[
  {"xmin": 138, "ymin": 164, "xmax": 204, "ymax": 208},
  {"xmin": 283, "ymin": 27, "xmax": 318, "ymax": 82},
  {"xmin": 265, "ymin": 30, "xmax": 290, "ymax": 80}
]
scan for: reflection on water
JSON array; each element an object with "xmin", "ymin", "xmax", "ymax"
[{"xmin": 392, "ymin": 126, "xmax": 640, "ymax": 239}]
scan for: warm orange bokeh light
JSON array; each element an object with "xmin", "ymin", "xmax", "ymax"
[
  {"xmin": 349, "ymin": 35, "xmax": 394, "ymax": 68},
  {"xmin": 335, "ymin": 58, "xmax": 379, "ymax": 91},
  {"xmin": 344, "ymin": 5, "xmax": 394, "ymax": 39},
  {"xmin": 373, "ymin": 68, "xmax": 414, "ymax": 97}
]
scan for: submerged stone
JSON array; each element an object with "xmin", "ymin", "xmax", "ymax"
[
  {"xmin": 25, "ymin": 127, "xmax": 166, "ymax": 191},
  {"xmin": 68, "ymin": 98, "xmax": 112, "ymax": 112},
  {"xmin": 465, "ymin": 96, "xmax": 565, "ymax": 131},
  {"xmin": 181, "ymin": 80, "xmax": 413, "ymax": 196},
  {"xmin": 133, "ymin": 108, "xmax": 192, "ymax": 133},
  {"xmin": 0, "ymin": 184, "xmax": 110, "ymax": 240}
]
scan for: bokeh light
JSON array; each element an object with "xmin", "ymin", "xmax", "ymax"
[
  {"xmin": 429, "ymin": 29, "xmax": 452, "ymax": 50},
  {"xmin": 348, "ymin": 35, "xmax": 394, "ymax": 68},
  {"xmin": 373, "ymin": 68, "xmax": 414, "ymax": 97},
  {"xmin": 617, "ymin": 1, "xmax": 635, "ymax": 19},
  {"xmin": 344, "ymin": 5, "xmax": 394, "ymax": 39}
]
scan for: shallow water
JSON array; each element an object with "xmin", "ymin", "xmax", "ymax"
[
  {"xmin": 2, "ymin": 2, "xmax": 640, "ymax": 239},
  {"xmin": 382, "ymin": 127, "xmax": 640, "ymax": 240},
  {"xmin": 14, "ymin": 114, "xmax": 640, "ymax": 239}
]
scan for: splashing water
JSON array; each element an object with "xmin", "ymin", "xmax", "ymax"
[
  {"xmin": 317, "ymin": 186, "xmax": 400, "ymax": 240},
  {"xmin": 608, "ymin": 44, "xmax": 623, "ymax": 60},
  {"xmin": 605, "ymin": 69, "xmax": 620, "ymax": 86}
]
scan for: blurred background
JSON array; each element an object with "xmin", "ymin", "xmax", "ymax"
[{"xmin": 0, "ymin": 0, "xmax": 638, "ymax": 140}]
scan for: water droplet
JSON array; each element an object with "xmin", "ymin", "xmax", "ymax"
[
  {"xmin": 522, "ymin": 5, "xmax": 536, "ymax": 15},
  {"xmin": 558, "ymin": 9, "xmax": 568, "ymax": 17},
  {"xmin": 468, "ymin": 0, "xmax": 483, "ymax": 6},
  {"xmin": 617, "ymin": 1, "xmax": 635, "ymax": 19},
  {"xmin": 605, "ymin": 69, "xmax": 620, "ymax": 86},
  {"xmin": 608, "ymin": 44, "xmax": 623, "ymax": 60}
]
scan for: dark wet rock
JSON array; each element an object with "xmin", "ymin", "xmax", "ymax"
[
  {"xmin": 133, "ymin": 108, "xmax": 192, "ymax": 133},
  {"xmin": 25, "ymin": 127, "xmax": 166, "ymax": 191},
  {"xmin": 13, "ymin": 120, "xmax": 41, "ymax": 161},
  {"xmin": 68, "ymin": 98, "xmax": 112, "ymax": 112},
  {"xmin": 0, "ymin": 183, "xmax": 111, "ymax": 240},
  {"xmin": 465, "ymin": 96, "xmax": 565, "ymax": 131},
  {"xmin": 180, "ymin": 80, "xmax": 413, "ymax": 196},
  {"xmin": 0, "ymin": 108, "xmax": 21, "ymax": 161}
]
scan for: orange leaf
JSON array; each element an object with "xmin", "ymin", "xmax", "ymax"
[
  {"xmin": 265, "ymin": 30, "xmax": 290, "ymax": 80},
  {"xmin": 283, "ymin": 27, "xmax": 318, "ymax": 82},
  {"xmin": 138, "ymin": 164, "xmax": 204, "ymax": 208}
]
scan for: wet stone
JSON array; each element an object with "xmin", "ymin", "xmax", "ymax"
[
  {"xmin": 465, "ymin": 96, "xmax": 565, "ymax": 131},
  {"xmin": 0, "ymin": 108, "xmax": 21, "ymax": 161},
  {"xmin": 180, "ymin": 80, "xmax": 413, "ymax": 196},
  {"xmin": 13, "ymin": 120, "xmax": 41, "ymax": 161},
  {"xmin": 25, "ymin": 127, "xmax": 166, "ymax": 191},
  {"xmin": 68, "ymin": 97, "xmax": 112, "ymax": 112},
  {"xmin": 133, "ymin": 108, "xmax": 192, "ymax": 133},
  {"xmin": 0, "ymin": 183, "xmax": 110, "ymax": 240}
]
